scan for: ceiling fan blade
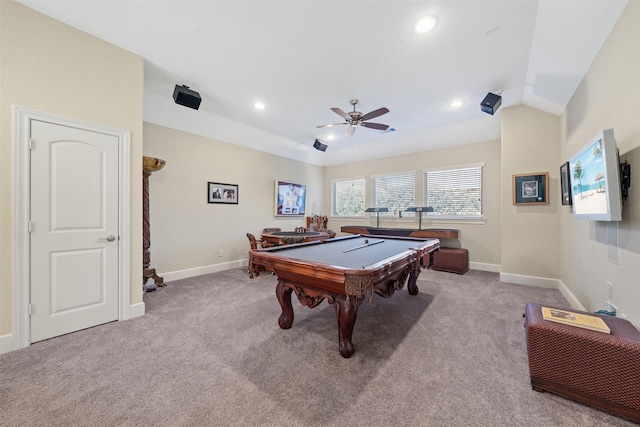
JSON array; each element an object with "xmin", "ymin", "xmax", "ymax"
[
  {"xmin": 345, "ymin": 125, "xmax": 356, "ymax": 137},
  {"xmin": 360, "ymin": 122, "xmax": 390, "ymax": 131},
  {"xmin": 361, "ymin": 107, "xmax": 389, "ymax": 122},
  {"xmin": 331, "ymin": 107, "xmax": 351, "ymax": 120},
  {"xmin": 316, "ymin": 122, "xmax": 348, "ymax": 128}
]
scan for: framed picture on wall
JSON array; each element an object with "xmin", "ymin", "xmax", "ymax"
[
  {"xmin": 274, "ymin": 180, "xmax": 306, "ymax": 216},
  {"xmin": 513, "ymin": 172, "xmax": 549, "ymax": 205},
  {"xmin": 560, "ymin": 162, "xmax": 572, "ymax": 206},
  {"xmin": 208, "ymin": 182, "xmax": 238, "ymax": 204}
]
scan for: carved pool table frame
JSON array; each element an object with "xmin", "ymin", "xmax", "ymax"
[{"xmin": 250, "ymin": 235, "xmax": 439, "ymax": 358}]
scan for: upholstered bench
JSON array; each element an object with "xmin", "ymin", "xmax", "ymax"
[
  {"xmin": 431, "ymin": 247, "xmax": 469, "ymax": 274},
  {"xmin": 524, "ymin": 302, "xmax": 640, "ymax": 423}
]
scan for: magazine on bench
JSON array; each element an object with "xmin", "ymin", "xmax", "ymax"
[{"xmin": 541, "ymin": 307, "xmax": 611, "ymax": 334}]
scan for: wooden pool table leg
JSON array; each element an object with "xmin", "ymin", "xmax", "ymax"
[
  {"xmin": 407, "ymin": 259, "xmax": 421, "ymax": 295},
  {"xmin": 276, "ymin": 280, "xmax": 294, "ymax": 329},
  {"xmin": 334, "ymin": 298, "xmax": 359, "ymax": 358}
]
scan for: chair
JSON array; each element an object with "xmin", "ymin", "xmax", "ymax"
[
  {"xmin": 246, "ymin": 233, "xmax": 274, "ymax": 276},
  {"xmin": 247, "ymin": 233, "xmax": 265, "ymax": 250},
  {"xmin": 306, "ymin": 216, "xmax": 328, "ymax": 231}
]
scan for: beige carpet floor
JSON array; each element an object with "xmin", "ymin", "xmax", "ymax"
[{"xmin": 1, "ymin": 267, "xmax": 636, "ymax": 426}]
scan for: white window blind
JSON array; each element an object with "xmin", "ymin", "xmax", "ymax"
[
  {"xmin": 332, "ymin": 178, "xmax": 365, "ymax": 216},
  {"xmin": 423, "ymin": 165, "xmax": 483, "ymax": 217},
  {"xmin": 372, "ymin": 172, "xmax": 415, "ymax": 216}
]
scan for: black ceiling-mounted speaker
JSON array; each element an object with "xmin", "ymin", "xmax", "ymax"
[
  {"xmin": 173, "ymin": 85, "xmax": 201, "ymax": 110},
  {"xmin": 481, "ymin": 92, "xmax": 502, "ymax": 115},
  {"xmin": 313, "ymin": 139, "xmax": 328, "ymax": 152}
]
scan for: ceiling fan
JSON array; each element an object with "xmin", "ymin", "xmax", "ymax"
[{"xmin": 317, "ymin": 99, "xmax": 390, "ymax": 137}]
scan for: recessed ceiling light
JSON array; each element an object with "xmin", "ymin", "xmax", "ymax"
[
  {"xmin": 326, "ymin": 134, "xmax": 335, "ymax": 141},
  {"xmin": 415, "ymin": 16, "xmax": 437, "ymax": 34},
  {"xmin": 450, "ymin": 100, "xmax": 464, "ymax": 108},
  {"xmin": 254, "ymin": 102, "xmax": 266, "ymax": 110}
]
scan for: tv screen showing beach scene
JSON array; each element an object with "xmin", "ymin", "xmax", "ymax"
[{"xmin": 569, "ymin": 129, "xmax": 622, "ymax": 221}]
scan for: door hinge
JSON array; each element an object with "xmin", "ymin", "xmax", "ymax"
[
  {"xmin": 28, "ymin": 139, "xmax": 34, "ymax": 150},
  {"xmin": 28, "ymin": 221, "xmax": 32, "ymax": 233},
  {"xmin": 28, "ymin": 304, "xmax": 33, "ymax": 316}
]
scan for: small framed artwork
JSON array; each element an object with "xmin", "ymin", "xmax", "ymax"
[
  {"xmin": 274, "ymin": 180, "xmax": 306, "ymax": 216},
  {"xmin": 208, "ymin": 182, "xmax": 238, "ymax": 204},
  {"xmin": 560, "ymin": 162, "xmax": 572, "ymax": 206},
  {"xmin": 513, "ymin": 172, "xmax": 549, "ymax": 205}
]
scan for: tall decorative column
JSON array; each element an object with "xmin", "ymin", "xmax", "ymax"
[{"xmin": 143, "ymin": 156, "xmax": 166, "ymax": 287}]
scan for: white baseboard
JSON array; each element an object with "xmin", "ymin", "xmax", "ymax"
[
  {"xmin": 128, "ymin": 302, "xmax": 145, "ymax": 319},
  {"xmin": 500, "ymin": 274, "xmax": 587, "ymax": 310},
  {"xmin": 557, "ymin": 280, "xmax": 587, "ymax": 311},
  {"xmin": 160, "ymin": 259, "xmax": 247, "ymax": 283},
  {"xmin": 469, "ymin": 261, "xmax": 500, "ymax": 273},
  {"xmin": 0, "ymin": 334, "xmax": 14, "ymax": 355},
  {"xmin": 500, "ymin": 272, "xmax": 560, "ymax": 289}
]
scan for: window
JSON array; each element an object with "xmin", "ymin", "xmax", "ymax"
[
  {"xmin": 423, "ymin": 164, "xmax": 483, "ymax": 218},
  {"xmin": 332, "ymin": 178, "xmax": 365, "ymax": 216},
  {"xmin": 371, "ymin": 172, "xmax": 416, "ymax": 217}
]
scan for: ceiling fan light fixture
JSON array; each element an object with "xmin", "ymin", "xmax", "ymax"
[
  {"xmin": 415, "ymin": 16, "xmax": 437, "ymax": 34},
  {"xmin": 317, "ymin": 99, "xmax": 390, "ymax": 137}
]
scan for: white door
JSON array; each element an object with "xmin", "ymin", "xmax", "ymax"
[{"xmin": 29, "ymin": 119, "xmax": 120, "ymax": 342}]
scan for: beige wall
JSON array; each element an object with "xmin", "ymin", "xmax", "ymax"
[
  {"xmin": 560, "ymin": 1, "xmax": 640, "ymax": 321},
  {"xmin": 0, "ymin": 2, "xmax": 144, "ymax": 336},
  {"xmin": 323, "ymin": 139, "xmax": 502, "ymax": 267},
  {"xmin": 143, "ymin": 123, "xmax": 324, "ymax": 277},
  {"xmin": 501, "ymin": 105, "xmax": 561, "ymax": 279}
]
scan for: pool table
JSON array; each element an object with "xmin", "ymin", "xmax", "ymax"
[{"xmin": 249, "ymin": 234, "xmax": 440, "ymax": 358}]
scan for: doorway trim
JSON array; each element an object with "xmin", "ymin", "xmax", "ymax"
[{"xmin": 12, "ymin": 106, "xmax": 132, "ymax": 351}]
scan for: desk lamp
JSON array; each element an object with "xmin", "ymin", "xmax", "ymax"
[
  {"xmin": 364, "ymin": 207, "xmax": 389, "ymax": 228},
  {"xmin": 403, "ymin": 206, "xmax": 434, "ymax": 230}
]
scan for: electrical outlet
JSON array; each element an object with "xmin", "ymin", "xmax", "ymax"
[
  {"xmin": 606, "ymin": 281, "xmax": 613, "ymax": 298},
  {"xmin": 218, "ymin": 249, "xmax": 224, "ymax": 257}
]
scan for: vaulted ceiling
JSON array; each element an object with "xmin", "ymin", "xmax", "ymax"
[{"xmin": 17, "ymin": 0, "xmax": 628, "ymax": 166}]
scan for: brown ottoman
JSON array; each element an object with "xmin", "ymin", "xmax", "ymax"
[
  {"xmin": 431, "ymin": 248, "xmax": 468, "ymax": 274},
  {"xmin": 524, "ymin": 303, "xmax": 640, "ymax": 422}
]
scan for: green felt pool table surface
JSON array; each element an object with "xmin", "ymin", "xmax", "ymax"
[{"xmin": 260, "ymin": 235, "xmax": 434, "ymax": 269}]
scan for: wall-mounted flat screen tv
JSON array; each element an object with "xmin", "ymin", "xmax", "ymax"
[
  {"xmin": 569, "ymin": 129, "xmax": 622, "ymax": 221},
  {"xmin": 274, "ymin": 180, "xmax": 306, "ymax": 216}
]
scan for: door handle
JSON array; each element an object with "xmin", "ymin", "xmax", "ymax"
[{"xmin": 100, "ymin": 235, "xmax": 116, "ymax": 242}]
